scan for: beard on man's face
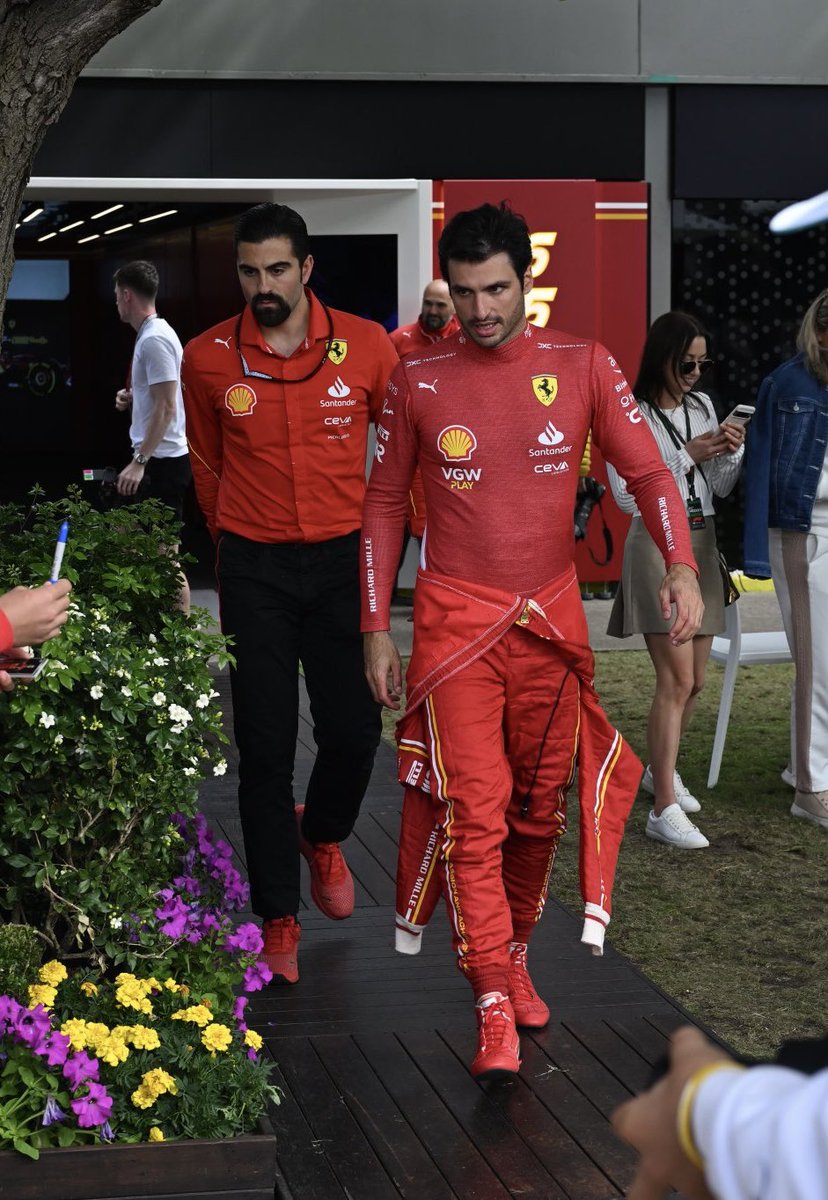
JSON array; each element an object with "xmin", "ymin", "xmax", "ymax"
[{"xmin": 251, "ymin": 293, "xmax": 291, "ymax": 327}]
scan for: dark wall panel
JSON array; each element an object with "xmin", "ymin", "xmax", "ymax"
[
  {"xmin": 675, "ymin": 86, "xmax": 828, "ymax": 200},
  {"xmin": 34, "ymin": 80, "xmax": 645, "ymax": 182}
]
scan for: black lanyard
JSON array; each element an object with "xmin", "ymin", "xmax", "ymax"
[
  {"xmin": 651, "ymin": 399, "xmax": 706, "ymax": 500},
  {"xmin": 234, "ymin": 301, "xmax": 335, "ymax": 385}
]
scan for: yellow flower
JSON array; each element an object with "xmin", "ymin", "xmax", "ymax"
[
  {"xmin": 115, "ymin": 972, "xmax": 138, "ymax": 985},
  {"xmin": 27, "ymin": 984, "xmax": 57, "ymax": 1010},
  {"xmin": 163, "ymin": 978, "xmax": 181, "ymax": 993},
  {"xmin": 60, "ymin": 1018, "xmax": 89, "ymax": 1050},
  {"xmin": 80, "ymin": 981, "xmax": 99, "ymax": 997},
  {"xmin": 171, "ymin": 1004, "xmax": 211, "ymax": 1028},
  {"xmin": 243, "ymin": 1029, "xmax": 263, "ymax": 1052},
  {"xmin": 148, "ymin": 1126, "xmax": 165, "ymax": 1142},
  {"xmin": 38, "ymin": 960, "xmax": 67, "ymax": 987},
  {"xmin": 115, "ymin": 983, "xmax": 154, "ymax": 1016},
  {"xmin": 95, "ymin": 1035, "xmax": 130, "ymax": 1067},
  {"xmin": 148, "ymin": 1069, "xmax": 176, "ymax": 1095},
  {"xmin": 201, "ymin": 1023, "xmax": 232, "ymax": 1054},
  {"xmin": 131, "ymin": 1084, "xmax": 156, "ymax": 1110},
  {"xmin": 129, "ymin": 1025, "xmax": 161, "ymax": 1051},
  {"xmin": 84, "ymin": 1022, "xmax": 111, "ymax": 1048}
]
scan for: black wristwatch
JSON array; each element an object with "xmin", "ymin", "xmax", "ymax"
[{"xmin": 133, "ymin": 451, "xmax": 149, "ymax": 466}]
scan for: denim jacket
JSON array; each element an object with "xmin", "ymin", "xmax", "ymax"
[{"xmin": 743, "ymin": 353, "xmax": 828, "ymax": 576}]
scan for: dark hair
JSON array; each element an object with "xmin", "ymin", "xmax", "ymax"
[
  {"xmin": 632, "ymin": 311, "xmax": 709, "ymax": 409},
  {"xmin": 113, "ymin": 260, "xmax": 159, "ymax": 301},
  {"xmin": 438, "ymin": 202, "xmax": 532, "ymax": 282},
  {"xmin": 233, "ymin": 203, "xmax": 311, "ymax": 263}
]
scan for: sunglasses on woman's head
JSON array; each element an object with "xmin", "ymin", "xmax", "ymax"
[{"xmin": 678, "ymin": 358, "xmax": 713, "ymax": 376}]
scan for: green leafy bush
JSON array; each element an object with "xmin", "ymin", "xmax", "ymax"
[
  {"xmin": 0, "ymin": 925, "xmax": 40, "ymax": 999},
  {"xmin": 0, "ymin": 490, "xmax": 231, "ymax": 961}
]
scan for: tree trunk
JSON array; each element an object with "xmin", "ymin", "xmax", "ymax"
[{"xmin": 0, "ymin": 0, "xmax": 163, "ymax": 331}]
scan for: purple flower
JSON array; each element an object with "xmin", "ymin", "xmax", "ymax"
[
  {"xmin": 0, "ymin": 995, "xmax": 21, "ymax": 1037},
  {"xmin": 154, "ymin": 893, "xmax": 190, "ymax": 939},
  {"xmin": 225, "ymin": 922, "xmax": 263, "ymax": 956},
  {"xmin": 247, "ymin": 1048, "xmax": 258, "ymax": 1060},
  {"xmin": 41, "ymin": 1031, "xmax": 71, "ymax": 1067},
  {"xmin": 42, "ymin": 1094, "xmax": 66, "ymax": 1127},
  {"xmin": 63, "ymin": 1051, "xmax": 100, "ymax": 1090},
  {"xmin": 71, "ymin": 1081, "xmax": 113, "ymax": 1128},
  {"xmin": 12, "ymin": 1005, "xmax": 52, "ymax": 1053},
  {"xmin": 233, "ymin": 996, "xmax": 248, "ymax": 1022},
  {"xmin": 99, "ymin": 1121, "xmax": 115, "ymax": 1142},
  {"xmin": 173, "ymin": 874, "xmax": 204, "ymax": 898},
  {"xmin": 185, "ymin": 926, "xmax": 204, "ymax": 944},
  {"xmin": 243, "ymin": 961, "xmax": 272, "ymax": 992}
]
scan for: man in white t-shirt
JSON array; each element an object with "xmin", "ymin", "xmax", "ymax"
[{"xmin": 113, "ymin": 260, "xmax": 192, "ymax": 611}]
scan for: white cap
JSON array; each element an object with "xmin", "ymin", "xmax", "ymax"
[{"xmin": 770, "ymin": 189, "xmax": 828, "ymax": 234}]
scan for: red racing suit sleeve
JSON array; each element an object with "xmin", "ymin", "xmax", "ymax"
[
  {"xmin": 361, "ymin": 361, "xmax": 417, "ymax": 630},
  {"xmin": 368, "ymin": 329, "xmax": 402, "ymax": 425},
  {"xmin": 0, "ymin": 609, "xmax": 13, "ymax": 654},
  {"xmin": 181, "ymin": 347, "xmax": 223, "ymax": 542},
  {"xmin": 589, "ymin": 345, "xmax": 697, "ymax": 572}
]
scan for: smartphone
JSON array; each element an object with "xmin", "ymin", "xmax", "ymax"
[
  {"xmin": 0, "ymin": 655, "xmax": 46, "ymax": 681},
  {"xmin": 722, "ymin": 404, "xmax": 755, "ymax": 427}
]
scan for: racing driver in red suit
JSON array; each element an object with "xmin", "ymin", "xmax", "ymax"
[{"xmin": 360, "ymin": 202, "xmax": 703, "ymax": 1081}]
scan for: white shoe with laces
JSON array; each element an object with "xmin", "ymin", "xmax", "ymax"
[
  {"xmin": 641, "ymin": 765, "xmax": 701, "ymax": 814},
  {"xmin": 646, "ymin": 803, "xmax": 710, "ymax": 849}
]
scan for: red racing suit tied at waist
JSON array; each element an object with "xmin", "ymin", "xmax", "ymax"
[{"xmin": 395, "ymin": 564, "xmax": 642, "ymax": 955}]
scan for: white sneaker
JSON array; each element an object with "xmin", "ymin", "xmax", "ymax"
[
  {"xmin": 781, "ymin": 766, "xmax": 796, "ymax": 789},
  {"xmin": 641, "ymin": 765, "xmax": 701, "ymax": 814},
  {"xmin": 646, "ymin": 803, "xmax": 710, "ymax": 849}
]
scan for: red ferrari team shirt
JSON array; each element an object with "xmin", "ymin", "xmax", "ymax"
[
  {"xmin": 361, "ymin": 322, "xmax": 697, "ymax": 629},
  {"xmin": 390, "ymin": 314, "xmax": 461, "ymax": 359},
  {"xmin": 181, "ymin": 290, "xmax": 399, "ymax": 542}
]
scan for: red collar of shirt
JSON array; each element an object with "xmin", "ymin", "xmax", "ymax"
[
  {"xmin": 418, "ymin": 314, "xmax": 460, "ymax": 341},
  {"xmin": 238, "ymin": 288, "xmax": 330, "ymax": 358}
]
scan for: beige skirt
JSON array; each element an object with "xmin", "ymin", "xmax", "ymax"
[{"xmin": 606, "ymin": 516, "xmax": 725, "ymax": 638}]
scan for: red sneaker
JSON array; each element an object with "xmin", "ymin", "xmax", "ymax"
[
  {"xmin": 470, "ymin": 992, "xmax": 521, "ymax": 1081},
  {"xmin": 508, "ymin": 942, "xmax": 550, "ymax": 1029},
  {"xmin": 261, "ymin": 916, "xmax": 300, "ymax": 985},
  {"xmin": 296, "ymin": 805, "xmax": 355, "ymax": 920}
]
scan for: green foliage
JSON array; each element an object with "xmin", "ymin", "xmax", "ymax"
[
  {"xmin": 0, "ymin": 490, "xmax": 232, "ymax": 961},
  {"xmin": 0, "ymin": 925, "xmax": 40, "ymax": 1000}
]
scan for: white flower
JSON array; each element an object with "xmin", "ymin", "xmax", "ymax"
[
  {"xmin": 152, "ymin": 692, "xmax": 166, "ymax": 706},
  {"xmin": 114, "ymin": 668, "xmax": 130, "ymax": 679},
  {"xmin": 109, "ymin": 915, "xmax": 123, "ymax": 930},
  {"xmin": 210, "ymin": 689, "xmax": 220, "ymax": 700},
  {"xmin": 48, "ymin": 660, "xmax": 68, "ymax": 672},
  {"xmin": 195, "ymin": 694, "xmax": 211, "ymax": 709},
  {"xmin": 53, "ymin": 734, "xmax": 64, "ymax": 746},
  {"xmin": 39, "ymin": 712, "xmax": 56, "ymax": 728},
  {"xmin": 213, "ymin": 759, "xmax": 228, "ymax": 777},
  {"xmin": 98, "ymin": 623, "xmax": 111, "ymax": 634},
  {"xmin": 167, "ymin": 703, "xmax": 192, "ymax": 726},
  {"xmin": 152, "ymin": 656, "xmax": 169, "ymax": 667},
  {"xmin": 170, "ymin": 724, "xmax": 185, "ymax": 735},
  {"xmin": 121, "ymin": 686, "xmax": 132, "ymax": 697},
  {"xmin": 148, "ymin": 633, "xmax": 158, "ymax": 644},
  {"xmin": 90, "ymin": 683, "xmax": 104, "ymax": 700},
  {"xmin": 89, "ymin": 651, "xmax": 100, "ymax": 662},
  {"xmin": 183, "ymin": 767, "xmax": 197, "ymax": 777}
]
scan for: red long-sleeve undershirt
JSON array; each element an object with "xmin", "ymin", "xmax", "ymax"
[{"xmin": 361, "ymin": 323, "xmax": 696, "ymax": 630}]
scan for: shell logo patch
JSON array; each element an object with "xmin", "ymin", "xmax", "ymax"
[
  {"xmin": 225, "ymin": 383, "xmax": 257, "ymax": 416},
  {"xmin": 532, "ymin": 375, "xmax": 558, "ymax": 407},
  {"xmin": 438, "ymin": 425, "xmax": 477, "ymax": 462},
  {"xmin": 328, "ymin": 340, "xmax": 348, "ymax": 365}
]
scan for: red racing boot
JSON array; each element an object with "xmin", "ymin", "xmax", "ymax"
[
  {"xmin": 261, "ymin": 916, "xmax": 300, "ymax": 985},
  {"xmin": 296, "ymin": 805, "xmax": 355, "ymax": 920},
  {"xmin": 470, "ymin": 992, "xmax": 521, "ymax": 1081},
  {"xmin": 508, "ymin": 942, "xmax": 550, "ymax": 1029}
]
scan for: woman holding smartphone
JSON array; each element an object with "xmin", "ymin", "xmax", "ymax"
[
  {"xmin": 744, "ymin": 289, "xmax": 828, "ymax": 828},
  {"xmin": 606, "ymin": 312, "xmax": 745, "ymax": 848}
]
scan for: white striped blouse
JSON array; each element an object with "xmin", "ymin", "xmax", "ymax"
[{"xmin": 606, "ymin": 391, "xmax": 744, "ymax": 517}]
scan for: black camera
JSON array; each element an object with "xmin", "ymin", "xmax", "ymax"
[
  {"xmin": 82, "ymin": 467, "xmax": 119, "ymax": 510},
  {"xmin": 573, "ymin": 476, "xmax": 606, "ymax": 541}
]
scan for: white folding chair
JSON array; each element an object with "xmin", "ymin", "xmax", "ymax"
[{"xmin": 707, "ymin": 602, "xmax": 792, "ymax": 787}]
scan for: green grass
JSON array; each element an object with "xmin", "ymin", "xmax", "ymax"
[{"xmin": 382, "ymin": 650, "xmax": 828, "ymax": 1058}]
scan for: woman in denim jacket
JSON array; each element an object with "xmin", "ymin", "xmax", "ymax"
[{"xmin": 744, "ymin": 289, "xmax": 828, "ymax": 828}]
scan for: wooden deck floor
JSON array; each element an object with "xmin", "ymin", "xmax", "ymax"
[{"xmin": 201, "ymin": 673, "xmax": 698, "ymax": 1200}]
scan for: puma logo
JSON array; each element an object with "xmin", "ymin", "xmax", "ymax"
[
  {"xmin": 214, "ymin": 336, "xmax": 233, "ymax": 349},
  {"xmin": 418, "ymin": 379, "xmax": 438, "ymax": 394}
]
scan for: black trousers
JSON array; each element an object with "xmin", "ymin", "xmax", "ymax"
[{"xmin": 217, "ymin": 530, "xmax": 381, "ymax": 920}]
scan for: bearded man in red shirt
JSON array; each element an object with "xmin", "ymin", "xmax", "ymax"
[{"xmin": 361, "ymin": 202, "xmax": 702, "ymax": 1081}]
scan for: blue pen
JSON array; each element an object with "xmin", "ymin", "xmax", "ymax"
[{"xmin": 49, "ymin": 520, "xmax": 69, "ymax": 584}]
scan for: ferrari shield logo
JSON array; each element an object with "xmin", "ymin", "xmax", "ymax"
[
  {"xmin": 328, "ymin": 339, "xmax": 348, "ymax": 365},
  {"xmin": 532, "ymin": 375, "xmax": 558, "ymax": 407}
]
